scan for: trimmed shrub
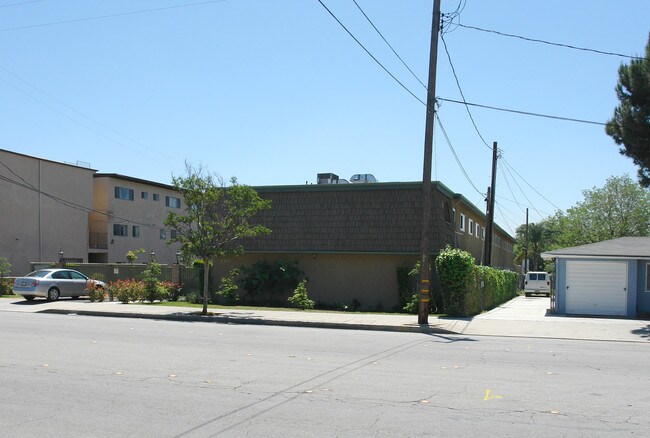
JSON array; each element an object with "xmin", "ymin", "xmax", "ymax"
[{"xmin": 434, "ymin": 246, "xmax": 475, "ymax": 316}]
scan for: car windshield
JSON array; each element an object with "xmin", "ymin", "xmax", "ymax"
[{"xmin": 26, "ymin": 270, "xmax": 51, "ymax": 278}]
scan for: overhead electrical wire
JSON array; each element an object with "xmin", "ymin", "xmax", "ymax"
[
  {"xmin": 437, "ymin": 97, "xmax": 607, "ymax": 126},
  {"xmin": 0, "ymin": 64, "xmax": 179, "ymax": 166},
  {"xmin": 318, "ymin": 0, "xmax": 558, "ymax": 228},
  {"xmin": 501, "ymin": 157, "xmax": 562, "ymax": 212},
  {"xmin": 0, "ymin": 158, "xmax": 165, "ymax": 230},
  {"xmin": 0, "ymin": 75, "xmax": 177, "ymax": 169},
  {"xmin": 0, "ymin": 0, "xmax": 43, "ymax": 8},
  {"xmin": 0, "ymin": 0, "xmax": 227, "ymax": 32},
  {"xmin": 435, "ymin": 113, "xmax": 483, "ymax": 196},
  {"xmin": 454, "ymin": 22, "xmax": 650, "ymax": 61},
  {"xmin": 315, "ymin": 0, "xmax": 425, "ymax": 106},
  {"xmin": 351, "ymin": 0, "xmax": 427, "ymax": 90},
  {"xmin": 498, "ymin": 166, "xmax": 527, "ymax": 215},
  {"xmin": 440, "ymin": 31, "xmax": 492, "ymax": 150}
]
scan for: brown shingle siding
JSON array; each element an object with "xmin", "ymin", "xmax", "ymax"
[{"xmin": 244, "ymin": 183, "xmax": 455, "ymax": 254}]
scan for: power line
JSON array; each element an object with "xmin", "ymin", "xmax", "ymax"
[
  {"xmin": 0, "ymin": 64, "xmax": 179, "ymax": 165},
  {"xmin": 437, "ymin": 97, "xmax": 607, "ymax": 126},
  {"xmin": 435, "ymin": 113, "xmax": 483, "ymax": 196},
  {"xmin": 455, "ymin": 22, "xmax": 649, "ymax": 61},
  {"xmin": 315, "ymin": 0, "xmax": 426, "ymax": 106},
  {"xmin": 499, "ymin": 159, "xmax": 545, "ymax": 220},
  {"xmin": 501, "ymin": 157, "xmax": 562, "ymax": 212},
  {"xmin": 498, "ymin": 166, "xmax": 526, "ymax": 215},
  {"xmin": 351, "ymin": 0, "xmax": 427, "ymax": 90},
  {"xmin": 0, "ymin": 0, "xmax": 43, "ymax": 8},
  {"xmin": 0, "ymin": 158, "xmax": 165, "ymax": 230},
  {"xmin": 440, "ymin": 32, "xmax": 491, "ymax": 149},
  {"xmin": 0, "ymin": 0, "xmax": 227, "ymax": 32},
  {"xmin": 0, "ymin": 75, "xmax": 176, "ymax": 169}
]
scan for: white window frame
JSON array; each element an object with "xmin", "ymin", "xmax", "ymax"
[
  {"xmin": 482, "ymin": 227, "xmax": 486, "ymax": 240},
  {"xmin": 475, "ymin": 223, "xmax": 480, "ymax": 239},
  {"xmin": 459, "ymin": 213, "xmax": 466, "ymax": 232},
  {"xmin": 468, "ymin": 219, "xmax": 474, "ymax": 236}
]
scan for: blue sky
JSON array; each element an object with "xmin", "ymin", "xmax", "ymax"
[{"xmin": 1, "ymin": 0, "xmax": 648, "ymax": 235}]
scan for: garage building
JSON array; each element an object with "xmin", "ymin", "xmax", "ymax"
[{"xmin": 543, "ymin": 237, "xmax": 650, "ymax": 317}]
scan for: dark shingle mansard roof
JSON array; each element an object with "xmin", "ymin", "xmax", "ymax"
[
  {"xmin": 242, "ymin": 182, "xmax": 455, "ymax": 254},
  {"xmin": 542, "ymin": 237, "xmax": 650, "ymax": 259}
]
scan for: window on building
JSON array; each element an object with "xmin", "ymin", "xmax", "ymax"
[
  {"xmin": 170, "ymin": 229, "xmax": 178, "ymax": 239},
  {"xmin": 160, "ymin": 229, "xmax": 166, "ymax": 240},
  {"xmin": 153, "ymin": 193, "xmax": 160, "ymax": 201},
  {"xmin": 113, "ymin": 224, "xmax": 127, "ymax": 236},
  {"xmin": 476, "ymin": 223, "xmax": 480, "ymax": 238},
  {"xmin": 482, "ymin": 227, "xmax": 486, "ymax": 240},
  {"xmin": 114, "ymin": 187, "xmax": 134, "ymax": 201},
  {"xmin": 141, "ymin": 191, "xmax": 148, "ymax": 200},
  {"xmin": 646, "ymin": 264, "xmax": 650, "ymax": 291},
  {"xmin": 468, "ymin": 219, "xmax": 474, "ymax": 236},
  {"xmin": 166, "ymin": 196, "xmax": 181, "ymax": 209},
  {"xmin": 132, "ymin": 226, "xmax": 140, "ymax": 238},
  {"xmin": 459, "ymin": 213, "xmax": 466, "ymax": 232}
]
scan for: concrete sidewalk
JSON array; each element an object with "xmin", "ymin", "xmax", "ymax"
[{"xmin": 2, "ymin": 296, "xmax": 649, "ymax": 343}]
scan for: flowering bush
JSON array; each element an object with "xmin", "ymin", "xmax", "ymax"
[{"xmin": 86, "ymin": 282, "xmax": 106, "ymax": 302}]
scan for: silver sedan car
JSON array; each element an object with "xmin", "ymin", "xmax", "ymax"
[{"xmin": 12, "ymin": 269, "xmax": 106, "ymax": 302}]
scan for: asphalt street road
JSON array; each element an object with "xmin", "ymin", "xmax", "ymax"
[{"xmin": 1, "ymin": 312, "xmax": 649, "ymax": 437}]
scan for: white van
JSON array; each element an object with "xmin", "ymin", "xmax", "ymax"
[{"xmin": 524, "ymin": 271, "xmax": 551, "ymax": 297}]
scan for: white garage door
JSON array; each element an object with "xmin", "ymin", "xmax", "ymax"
[{"xmin": 566, "ymin": 260, "xmax": 627, "ymax": 316}]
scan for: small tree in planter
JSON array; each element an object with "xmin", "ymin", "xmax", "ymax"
[
  {"xmin": 126, "ymin": 248, "xmax": 145, "ymax": 264},
  {"xmin": 288, "ymin": 280, "xmax": 314, "ymax": 310}
]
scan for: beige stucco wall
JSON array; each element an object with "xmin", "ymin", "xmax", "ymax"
[
  {"xmin": 0, "ymin": 149, "xmax": 94, "ymax": 274},
  {"xmin": 93, "ymin": 176, "xmax": 182, "ymax": 265},
  {"xmin": 213, "ymin": 252, "xmax": 420, "ymax": 311}
]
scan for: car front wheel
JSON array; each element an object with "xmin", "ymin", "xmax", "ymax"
[{"xmin": 47, "ymin": 288, "xmax": 60, "ymax": 302}]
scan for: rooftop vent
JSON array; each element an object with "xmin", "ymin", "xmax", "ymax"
[{"xmin": 350, "ymin": 174, "xmax": 377, "ymax": 184}]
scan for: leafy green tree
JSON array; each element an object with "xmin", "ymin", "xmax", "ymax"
[
  {"xmin": 605, "ymin": 34, "xmax": 650, "ymax": 187},
  {"xmin": 558, "ymin": 175, "xmax": 649, "ymax": 245},
  {"xmin": 164, "ymin": 164, "xmax": 271, "ymax": 315},
  {"xmin": 513, "ymin": 221, "xmax": 556, "ymax": 271}
]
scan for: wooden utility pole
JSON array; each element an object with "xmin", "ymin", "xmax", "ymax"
[
  {"xmin": 482, "ymin": 142, "xmax": 498, "ymax": 266},
  {"xmin": 418, "ymin": 0, "xmax": 441, "ymax": 325},
  {"xmin": 524, "ymin": 208, "xmax": 529, "ymax": 273}
]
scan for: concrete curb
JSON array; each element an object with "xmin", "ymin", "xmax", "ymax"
[{"xmin": 39, "ymin": 309, "xmax": 458, "ymax": 335}]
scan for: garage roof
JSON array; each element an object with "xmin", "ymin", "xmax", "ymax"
[{"xmin": 542, "ymin": 237, "xmax": 650, "ymax": 259}]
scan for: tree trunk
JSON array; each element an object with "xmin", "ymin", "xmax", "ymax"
[{"xmin": 202, "ymin": 257, "xmax": 210, "ymax": 315}]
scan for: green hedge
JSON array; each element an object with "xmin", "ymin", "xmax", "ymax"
[{"xmin": 435, "ymin": 246, "xmax": 518, "ymax": 317}]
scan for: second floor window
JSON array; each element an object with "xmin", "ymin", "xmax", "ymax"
[
  {"xmin": 115, "ymin": 187, "xmax": 134, "ymax": 201},
  {"xmin": 141, "ymin": 191, "xmax": 148, "ymax": 200},
  {"xmin": 113, "ymin": 224, "xmax": 127, "ymax": 236},
  {"xmin": 459, "ymin": 213, "xmax": 466, "ymax": 232},
  {"xmin": 166, "ymin": 196, "xmax": 181, "ymax": 209},
  {"xmin": 160, "ymin": 229, "xmax": 166, "ymax": 240},
  {"xmin": 132, "ymin": 226, "xmax": 140, "ymax": 238}
]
